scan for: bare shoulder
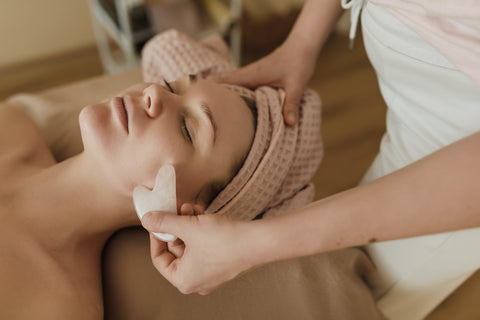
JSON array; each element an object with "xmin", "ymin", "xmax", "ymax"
[
  {"xmin": 0, "ymin": 103, "xmax": 54, "ymax": 166},
  {"xmin": 0, "ymin": 102, "xmax": 43, "ymax": 149}
]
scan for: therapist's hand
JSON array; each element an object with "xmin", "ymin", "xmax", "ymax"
[
  {"xmin": 141, "ymin": 206, "xmax": 256, "ymax": 295},
  {"xmin": 208, "ymin": 38, "xmax": 317, "ymax": 126}
]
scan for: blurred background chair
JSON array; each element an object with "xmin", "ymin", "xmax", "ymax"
[{"xmin": 88, "ymin": 0, "xmax": 242, "ymax": 73}]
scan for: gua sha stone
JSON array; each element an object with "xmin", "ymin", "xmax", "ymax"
[{"xmin": 133, "ymin": 164, "xmax": 177, "ymax": 242}]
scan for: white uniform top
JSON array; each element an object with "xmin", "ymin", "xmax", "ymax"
[
  {"xmin": 343, "ymin": 1, "xmax": 480, "ymax": 319},
  {"xmin": 369, "ymin": 0, "xmax": 480, "ymax": 88}
]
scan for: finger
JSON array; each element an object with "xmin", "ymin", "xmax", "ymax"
[
  {"xmin": 149, "ymin": 233, "xmax": 175, "ymax": 267},
  {"xmin": 180, "ymin": 203, "xmax": 195, "ymax": 216},
  {"xmin": 192, "ymin": 204, "xmax": 205, "ymax": 216},
  {"xmin": 282, "ymin": 85, "xmax": 304, "ymax": 126},
  {"xmin": 167, "ymin": 239, "xmax": 186, "ymax": 258},
  {"xmin": 142, "ymin": 211, "xmax": 193, "ymax": 238},
  {"xmin": 149, "ymin": 233, "xmax": 182, "ymax": 283},
  {"xmin": 179, "ymin": 203, "xmax": 204, "ymax": 216}
]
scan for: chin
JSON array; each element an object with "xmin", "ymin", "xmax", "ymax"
[
  {"xmin": 79, "ymin": 104, "xmax": 110, "ymax": 150},
  {"xmin": 79, "ymin": 105, "xmax": 136, "ymax": 197}
]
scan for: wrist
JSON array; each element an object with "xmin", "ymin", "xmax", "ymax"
[
  {"xmin": 247, "ymin": 203, "xmax": 334, "ymax": 265},
  {"xmin": 243, "ymin": 215, "xmax": 304, "ymax": 268},
  {"xmin": 238, "ymin": 219, "xmax": 279, "ymax": 269}
]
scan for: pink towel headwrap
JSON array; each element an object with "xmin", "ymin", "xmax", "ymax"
[{"xmin": 142, "ymin": 30, "xmax": 323, "ymax": 220}]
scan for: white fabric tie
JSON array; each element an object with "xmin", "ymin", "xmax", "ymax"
[{"xmin": 341, "ymin": 0, "xmax": 366, "ymax": 49}]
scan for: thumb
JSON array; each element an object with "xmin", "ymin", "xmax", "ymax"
[
  {"xmin": 141, "ymin": 211, "xmax": 190, "ymax": 238},
  {"xmin": 282, "ymin": 85, "xmax": 303, "ymax": 126}
]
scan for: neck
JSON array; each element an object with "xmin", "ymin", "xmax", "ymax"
[{"xmin": 15, "ymin": 153, "xmax": 139, "ymax": 254}]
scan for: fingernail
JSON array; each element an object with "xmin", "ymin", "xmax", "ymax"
[{"xmin": 287, "ymin": 111, "xmax": 297, "ymax": 124}]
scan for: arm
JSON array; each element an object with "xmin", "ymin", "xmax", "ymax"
[
  {"xmin": 210, "ymin": 0, "xmax": 343, "ymax": 125},
  {"xmin": 285, "ymin": 0, "xmax": 343, "ymax": 61},
  {"xmin": 142, "ymin": 131, "xmax": 480, "ymax": 294},
  {"xmin": 256, "ymin": 130, "xmax": 480, "ymax": 262}
]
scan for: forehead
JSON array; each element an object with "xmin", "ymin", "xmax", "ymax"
[
  {"xmin": 188, "ymin": 78, "xmax": 254, "ymax": 163},
  {"xmin": 186, "ymin": 79, "xmax": 253, "ymax": 141},
  {"xmin": 183, "ymin": 79, "xmax": 247, "ymax": 110}
]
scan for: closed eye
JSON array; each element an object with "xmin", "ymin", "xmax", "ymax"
[
  {"xmin": 166, "ymin": 80, "xmax": 194, "ymax": 145},
  {"xmin": 166, "ymin": 80, "xmax": 192, "ymax": 143},
  {"xmin": 181, "ymin": 117, "xmax": 193, "ymax": 144},
  {"xmin": 164, "ymin": 80, "xmax": 174, "ymax": 93}
]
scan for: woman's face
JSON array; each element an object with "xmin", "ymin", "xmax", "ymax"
[{"xmin": 79, "ymin": 76, "xmax": 255, "ymax": 204}]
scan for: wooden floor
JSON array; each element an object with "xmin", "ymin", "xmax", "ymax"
[
  {"xmin": 1, "ymin": 15, "xmax": 479, "ymax": 319},
  {"xmin": 308, "ymin": 33, "xmax": 386, "ymax": 199}
]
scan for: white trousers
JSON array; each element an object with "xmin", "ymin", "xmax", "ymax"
[{"xmin": 359, "ymin": 2, "xmax": 480, "ymax": 320}]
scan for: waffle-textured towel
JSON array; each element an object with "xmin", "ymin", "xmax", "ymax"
[{"xmin": 142, "ymin": 30, "xmax": 323, "ymax": 220}]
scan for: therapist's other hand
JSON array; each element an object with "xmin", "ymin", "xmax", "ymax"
[
  {"xmin": 208, "ymin": 39, "xmax": 316, "ymax": 126},
  {"xmin": 141, "ymin": 207, "xmax": 254, "ymax": 295}
]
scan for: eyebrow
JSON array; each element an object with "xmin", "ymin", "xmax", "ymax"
[{"xmin": 199, "ymin": 102, "xmax": 217, "ymax": 145}]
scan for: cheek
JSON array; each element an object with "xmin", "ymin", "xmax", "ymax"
[
  {"xmin": 129, "ymin": 130, "xmax": 192, "ymax": 191},
  {"xmin": 174, "ymin": 160, "xmax": 211, "ymax": 203}
]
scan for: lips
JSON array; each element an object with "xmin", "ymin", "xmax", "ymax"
[{"xmin": 112, "ymin": 97, "xmax": 129, "ymax": 133}]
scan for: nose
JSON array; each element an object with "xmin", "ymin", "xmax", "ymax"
[{"xmin": 142, "ymin": 83, "xmax": 176, "ymax": 118}]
